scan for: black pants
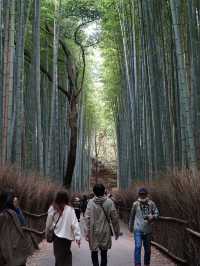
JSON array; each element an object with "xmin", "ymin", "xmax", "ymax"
[
  {"xmin": 91, "ymin": 249, "xmax": 108, "ymax": 266},
  {"xmin": 53, "ymin": 235, "xmax": 72, "ymax": 266}
]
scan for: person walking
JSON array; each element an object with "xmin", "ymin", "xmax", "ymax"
[
  {"xmin": 0, "ymin": 189, "xmax": 32, "ymax": 266},
  {"xmin": 71, "ymin": 196, "xmax": 81, "ymax": 222},
  {"xmin": 85, "ymin": 184, "xmax": 120, "ymax": 266},
  {"xmin": 45, "ymin": 190, "xmax": 81, "ymax": 266},
  {"xmin": 129, "ymin": 188, "xmax": 159, "ymax": 266},
  {"xmin": 80, "ymin": 195, "xmax": 88, "ymax": 217}
]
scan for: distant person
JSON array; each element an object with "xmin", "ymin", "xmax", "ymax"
[
  {"xmin": 71, "ymin": 196, "xmax": 81, "ymax": 222},
  {"xmin": 129, "ymin": 188, "xmax": 159, "ymax": 266},
  {"xmin": 85, "ymin": 184, "xmax": 120, "ymax": 266},
  {"xmin": 13, "ymin": 196, "xmax": 26, "ymax": 226},
  {"xmin": 80, "ymin": 195, "xmax": 88, "ymax": 217},
  {"xmin": 0, "ymin": 189, "xmax": 32, "ymax": 265},
  {"xmin": 45, "ymin": 190, "xmax": 81, "ymax": 266}
]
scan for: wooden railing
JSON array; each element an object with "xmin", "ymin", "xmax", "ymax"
[
  {"xmin": 22, "ymin": 207, "xmax": 200, "ymax": 265},
  {"xmin": 22, "ymin": 209, "xmax": 47, "ymax": 232},
  {"xmin": 23, "ymin": 210, "xmax": 48, "ymax": 218},
  {"xmin": 186, "ymin": 227, "xmax": 200, "ymax": 239},
  {"xmin": 22, "ymin": 210, "xmax": 48, "ymax": 249},
  {"xmin": 118, "ymin": 206, "xmax": 200, "ymax": 265}
]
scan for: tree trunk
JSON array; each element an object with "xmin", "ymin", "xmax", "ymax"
[{"xmin": 64, "ymin": 97, "xmax": 78, "ymax": 188}]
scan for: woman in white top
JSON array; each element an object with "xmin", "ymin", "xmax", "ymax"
[{"xmin": 45, "ymin": 190, "xmax": 81, "ymax": 266}]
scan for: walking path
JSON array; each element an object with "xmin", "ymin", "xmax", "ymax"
[{"xmin": 27, "ymin": 220, "xmax": 176, "ymax": 266}]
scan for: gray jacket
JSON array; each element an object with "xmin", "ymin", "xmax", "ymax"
[
  {"xmin": 85, "ymin": 196, "xmax": 120, "ymax": 251},
  {"xmin": 129, "ymin": 198, "xmax": 159, "ymax": 234}
]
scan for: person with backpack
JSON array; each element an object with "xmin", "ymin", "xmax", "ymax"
[
  {"xmin": 85, "ymin": 184, "xmax": 120, "ymax": 266},
  {"xmin": 45, "ymin": 190, "xmax": 81, "ymax": 266},
  {"xmin": 129, "ymin": 188, "xmax": 159, "ymax": 266}
]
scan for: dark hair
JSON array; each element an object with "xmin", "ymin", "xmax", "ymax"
[
  {"xmin": 5, "ymin": 191, "xmax": 15, "ymax": 210},
  {"xmin": 0, "ymin": 190, "xmax": 8, "ymax": 210},
  {"xmin": 82, "ymin": 195, "xmax": 87, "ymax": 200},
  {"xmin": 55, "ymin": 190, "xmax": 69, "ymax": 206},
  {"xmin": 93, "ymin": 184, "xmax": 105, "ymax": 197}
]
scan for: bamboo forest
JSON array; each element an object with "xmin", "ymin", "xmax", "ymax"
[
  {"xmin": 0, "ymin": 0, "xmax": 200, "ymax": 191},
  {"xmin": 1, "ymin": 0, "xmax": 200, "ymax": 265}
]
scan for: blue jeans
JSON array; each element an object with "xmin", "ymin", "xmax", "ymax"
[{"xmin": 134, "ymin": 230, "xmax": 151, "ymax": 265}]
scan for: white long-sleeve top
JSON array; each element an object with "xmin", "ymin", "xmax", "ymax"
[{"xmin": 45, "ymin": 205, "xmax": 81, "ymax": 241}]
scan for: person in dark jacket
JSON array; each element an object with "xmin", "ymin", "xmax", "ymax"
[
  {"xmin": 0, "ymin": 189, "xmax": 32, "ymax": 266},
  {"xmin": 80, "ymin": 195, "xmax": 88, "ymax": 217},
  {"xmin": 5, "ymin": 190, "xmax": 26, "ymax": 226}
]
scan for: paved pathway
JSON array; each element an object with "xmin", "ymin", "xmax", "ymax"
[{"xmin": 27, "ymin": 220, "xmax": 176, "ymax": 266}]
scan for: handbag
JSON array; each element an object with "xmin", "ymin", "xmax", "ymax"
[
  {"xmin": 46, "ymin": 213, "xmax": 61, "ymax": 243},
  {"xmin": 100, "ymin": 205, "xmax": 114, "ymax": 237}
]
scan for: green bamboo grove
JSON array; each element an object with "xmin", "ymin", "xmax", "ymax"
[
  {"xmin": 0, "ymin": 0, "xmax": 199, "ymax": 191},
  {"xmin": 101, "ymin": 0, "xmax": 200, "ymax": 188},
  {"xmin": 0, "ymin": 0, "xmax": 99, "ymax": 191}
]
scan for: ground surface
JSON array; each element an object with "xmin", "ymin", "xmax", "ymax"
[{"xmin": 27, "ymin": 219, "xmax": 176, "ymax": 266}]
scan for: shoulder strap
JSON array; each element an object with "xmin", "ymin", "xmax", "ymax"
[
  {"xmin": 100, "ymin": 204, "xmax": 114, "ymax": 235},
  {"xmin": 100, "ymin": 204, "xmax": 110, "ymax": 224},
  {"xmin": 53, "ymin": 213, "xmax": 61, "ymax": 230}
]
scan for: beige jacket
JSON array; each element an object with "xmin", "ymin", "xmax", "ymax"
[{"xmin": 85, "ymin": 196, "xmax": 120, "ymax": 251}]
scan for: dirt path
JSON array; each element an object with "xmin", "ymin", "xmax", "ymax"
[{"xmin": 27, "ymin": 220, "xmax": 176, "ymax": 266}]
